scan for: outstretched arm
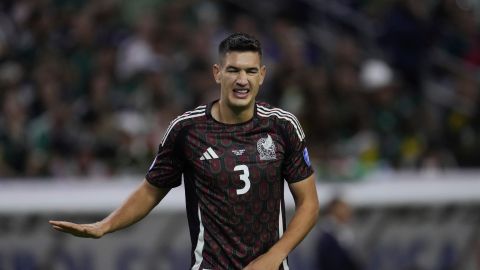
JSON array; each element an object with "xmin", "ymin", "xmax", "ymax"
[
  {"xmin": 49, "ymin": 179, "xmax": 169, "ymax": 238},
  {"xmin": 244, "ymin": 174, "xmax": 320, "ymax": 270}
]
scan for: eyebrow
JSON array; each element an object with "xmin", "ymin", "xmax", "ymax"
[{"xmin": 225, "ymin": 65, "xmax": 259, "ymax": 72}]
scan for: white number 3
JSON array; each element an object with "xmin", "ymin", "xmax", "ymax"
[{"xmin": 234, "ymin": 165, "xmax": 251, "ymax": 195}]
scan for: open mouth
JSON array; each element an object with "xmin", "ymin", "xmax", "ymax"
[{"xmin": 233, "ymin": 88, "xmax": 250, "ymax": 98}]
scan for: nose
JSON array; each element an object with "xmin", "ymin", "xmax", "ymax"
[{"xmin": 236, "ymin": 71, "xmax": 248, "ymax": 86}]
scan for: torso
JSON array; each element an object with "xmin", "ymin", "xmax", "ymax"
[{"xmin": 147, "ymin": 100, "xmax": 312, "ymax": 270}]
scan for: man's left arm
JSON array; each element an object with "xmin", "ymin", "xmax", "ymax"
[{"xmin": 244, "ymin": 174, "xmax": 320, "ymax": 270}]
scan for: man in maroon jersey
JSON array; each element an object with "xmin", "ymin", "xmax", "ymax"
[{"xmin": 50, "ymin": 33, "xmax": 320, "ymax": 270}]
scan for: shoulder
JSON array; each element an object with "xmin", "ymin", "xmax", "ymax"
[
  {"xmin": 160, "ymin": 104, "xmax": 208, "ymax": 145},
  {"xmin": 256, "ymin": 102, "xmax": 298, "ymax": 122},
  {"xmin": 171, "ymin": 104, "xmax": 208, "ymax": 125},
  {"xmin": 256, "ymin": 102, "xmax": 305, "ymax": 141}
]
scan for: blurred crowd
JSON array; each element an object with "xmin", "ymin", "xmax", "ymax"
[{"xmin": 0, "ymin": 0, "xmax": 479, "ymax": 180}]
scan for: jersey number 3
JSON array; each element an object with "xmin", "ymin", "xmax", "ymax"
[{"xmin": 234, "ymin": 165, "xmax": 251, "ymax": 195}]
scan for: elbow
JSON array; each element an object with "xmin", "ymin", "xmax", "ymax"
[{"xmin": 303, "ymin": 198, "xmax": 320, "ymax": 226}]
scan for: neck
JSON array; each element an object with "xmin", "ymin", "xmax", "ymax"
[{"xmin": 212, "ymin": 100, "xmax": 255, "ymax": 124}]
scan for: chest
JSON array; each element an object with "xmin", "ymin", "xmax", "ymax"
[{"xmin": 182, "ymin": 122, "xmax": 287, "ymax": 184}]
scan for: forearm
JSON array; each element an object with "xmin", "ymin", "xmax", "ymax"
[
  {"xmin": 99, "ymin": 179, "xmax": 169, "ymax": 235},
  {"xmin": 270, "ymin": 196, "xmax": 319, "ymax": 259},
  {"xmin": 270, "ymin": 176, "xmax": 320, "ymax": 260}
]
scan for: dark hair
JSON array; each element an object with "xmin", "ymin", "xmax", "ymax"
[
  {"xmin": 325, "ymin": 197, "xmax": 344, "ymax": 214},
  {"xmin": 218, "ymin": 33, "xmax": 262, "ymax": 59}
]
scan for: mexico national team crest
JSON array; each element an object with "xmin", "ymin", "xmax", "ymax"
[{"xmin": 257, "ymin": 134, "xmax": 276, "ymax": 161}]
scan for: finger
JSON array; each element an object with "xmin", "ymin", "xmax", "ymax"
[
  {"xmin": 49, "ymin": 220, "xmax": 75, "ymax": 227},
  {"xmin": 51, "ymin": 225, "xmax": 85, "ymax": 237},
  {"xmin": 51, "ymin": 224, "xmax": 88, "ymax": 236},
  {"xmin": 49, "ymin": 220, "xmax": 63, "ymax": 225},
  {"xmin": 51, "ymin": 225, "xmax": 67, "ymax": 232},
  {"xmin": 51, "ymin": 224, "xmax": 70, "ymax": 230},
  {"xmin": 51, "ymin": 222, "xmax": 79, "ymax": 232},
  {"xmin": 52, "ymin": 225, "xmax": 90, "ymax": 237},
  {"xmin": 49, "ymin": 221, "xmax": 81, "ymax": 230}
]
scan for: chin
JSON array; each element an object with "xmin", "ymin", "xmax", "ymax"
[{"xmin": 229, "ymin": 98, "xmax": 253, "ymax": 109}]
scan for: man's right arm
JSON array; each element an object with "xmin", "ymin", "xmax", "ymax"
[{"xmin": 49, "ymin": 179, "xmax": 169, "ymax": 238}]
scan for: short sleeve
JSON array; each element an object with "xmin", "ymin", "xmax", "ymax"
[
  {"xmin": 145, "ymin": 124, "xmax": 184, "ymax": 188},
  {"xmin": 281, "ymin": 118, "xmax": 314, "ymax": 184}
]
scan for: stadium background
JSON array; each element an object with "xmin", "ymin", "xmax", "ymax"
[{"xmin": 0, "ymin": 0, "xmax": 480, "ymax": 269}]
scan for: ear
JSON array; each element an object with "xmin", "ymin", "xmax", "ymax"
[
  {"xmin": 213, "ymin": 64, "xmax": 221, "ymax": 84},
  {"xmin": 259, "ymin": 65, "xmax": 266, "ymax": 85}
]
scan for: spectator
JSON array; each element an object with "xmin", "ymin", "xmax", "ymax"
[
  {"xmin": 0, "ymin": 0, "xmax": 479, "ymax": 179},
  {"xmin": 316, "ymin": 197, "xmax": 362, "ymax": 270}
]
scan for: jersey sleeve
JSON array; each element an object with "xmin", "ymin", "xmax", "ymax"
[
  {"xmin": 145, "ymin": 123, "xmax": 185, "ymax": 188},
  {"xmin": 281, "ymin": 117, "xmax": 314, "ymax": 184}
]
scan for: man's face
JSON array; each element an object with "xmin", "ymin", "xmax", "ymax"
[{"xmin": 213, "ymin": 51, "xmax": 266, "ymax": 110}]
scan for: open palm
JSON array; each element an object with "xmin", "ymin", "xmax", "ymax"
[{"xmin": 49, "ymin": 220, "xmax": 105, "ymax": 238}]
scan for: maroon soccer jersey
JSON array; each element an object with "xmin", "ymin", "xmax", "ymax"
[{"xmin": 146, "ymin": 100, "xmax": 313, "ymax": 270}]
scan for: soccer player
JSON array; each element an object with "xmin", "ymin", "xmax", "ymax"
[{"xmin": 49, "ymin": 32, "xmax": 320, "ymax": 270}]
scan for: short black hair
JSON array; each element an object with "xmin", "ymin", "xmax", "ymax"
[{"xmin": 218, "ymin": 32, "xmax": 262, "ymax": 59}]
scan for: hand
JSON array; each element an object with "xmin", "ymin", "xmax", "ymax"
[
  {"xmin": 243, "ymin": 251, "xmax": 283, "ymax": 270},
  {"xmin": 49, "ymin": 220, "xmax": 106, "ymax": 238}
]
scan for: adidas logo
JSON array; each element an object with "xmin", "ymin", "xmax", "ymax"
[{"xmin": 200, "ymin": 147, "xmax": 219, "ymax": 160}]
